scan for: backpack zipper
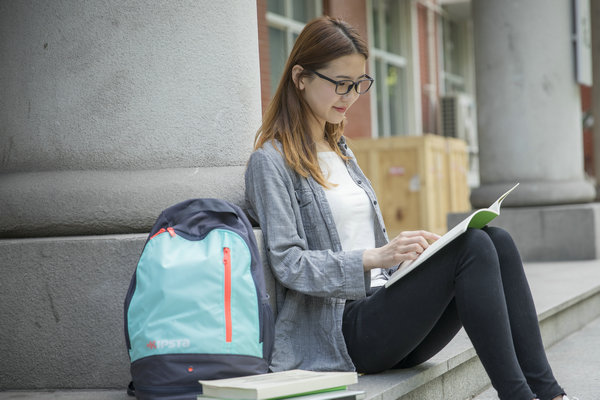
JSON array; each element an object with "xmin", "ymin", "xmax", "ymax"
[
  {"xmin": 223, "ymin": 247, "xmax": 232, "ymax": 343},
  {"xmin": 149, "ymin": 227, "xmax": 177, "ymax": 240},
  {"xmin": 149, "ymin": 228, "xmax": 166, "ymax": 240}
]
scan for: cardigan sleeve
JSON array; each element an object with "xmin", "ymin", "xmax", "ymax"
[{"xmin": 245, "ymin": 148, "xmax": 367, "ymax": 300}]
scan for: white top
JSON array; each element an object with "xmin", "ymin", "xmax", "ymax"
[{"xmin": 317, "ymin": 152, "xmax": 386, "ymax": 287}]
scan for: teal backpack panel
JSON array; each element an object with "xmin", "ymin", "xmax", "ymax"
[{"xmin": 127, "ymin": 229, "xmax": 262, "ymax": 362}]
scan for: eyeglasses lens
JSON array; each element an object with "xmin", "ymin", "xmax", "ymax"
[
  {"xmin": 355, "ymin": 79, "xmax": 373, "ymax": 94},
  {"xmin": 335, "ymin": 81, "xmax": 352, "ymax": 95},
  {"xmin": 335, "ymin": 79, "xmax": 373, "ymax": 95}
]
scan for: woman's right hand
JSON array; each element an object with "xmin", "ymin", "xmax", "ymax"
[{"xmin": 362, "ymin": 230, "xmax": 440, "ymax": 271}]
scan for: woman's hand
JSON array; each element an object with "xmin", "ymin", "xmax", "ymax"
[{"xmin": 362, "ymin": 230, "xmax": 441, "ymax": 271}]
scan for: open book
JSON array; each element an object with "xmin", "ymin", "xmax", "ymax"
[
  {"xmin": 199, "ymin": 369, "xmax": 358, "ymax": 400},
  {"xmin": 385, "ymin": 183, "xmax": 519, "ymax": 288}
]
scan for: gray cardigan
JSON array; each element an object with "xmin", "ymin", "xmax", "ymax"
[{"xmin": 244, "ymin": 137, "xmax": 389, "ymax": 371}]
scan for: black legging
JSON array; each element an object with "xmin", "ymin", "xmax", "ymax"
[{"xmin": 342, "ymin": 227, "xmax": 565, "ymax": 400}]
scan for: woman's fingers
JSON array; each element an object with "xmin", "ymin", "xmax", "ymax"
[
  {"xmin": 397, "ymin": 251, "xmax": 419, "ymax": 261},
  {"xmin": 402, "ymin": 230, "xmax": 441, "ymax": 242},
  {"xmin": 401, "ymin": 242, "xmax": 425, "ymax": 254},
  {"xmin": 393, "ymin": 233, "xmax": 429, "ymax": 250},
  {"xmin": 366, "ymin": 230, "xmax": 442, "ymax": 269},
  {"xmin": 396, "ymin": 230, "xmax": 441, "ymax": 247},
  {"xmin": 389, "ymin": 230, "xmax": 442, "ymax": 261}
]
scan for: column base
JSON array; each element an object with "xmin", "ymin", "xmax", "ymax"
[
  {"xmin": 0, "ymin": 166, "xmax": 246, "ymax": 238},
  {"xmin": 470, "ymin": 180, "xmax": 596, "ymax": 209},
  {"xmin": 448, "ymin": 202, "xmax": 600, "ymax": 261},
  {"xmin": 0, "ymin": 234, "xmax": 144, "ymax": 389}
]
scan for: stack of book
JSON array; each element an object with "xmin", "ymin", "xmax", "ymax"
[{"xmin": 198, "ymin": 369, "xmax": 365, "ymax": 400}]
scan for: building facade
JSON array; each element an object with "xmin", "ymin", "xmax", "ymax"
[
  {"xmin": 258, "ymin": 0, "xmax": 478, "ymax": 137},
  {"xmin": 256, "ymin": 0, "xmax": 595, "ymax": 189}
]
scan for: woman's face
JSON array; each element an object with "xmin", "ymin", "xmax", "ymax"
[{"xmin": 296, "ymin": 53, "xmax": 367, "ymax": 134}]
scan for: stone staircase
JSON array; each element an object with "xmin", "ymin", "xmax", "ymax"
[{"xmin": 1, "ymin": 231, "xmax": 599, "ymax": 400}]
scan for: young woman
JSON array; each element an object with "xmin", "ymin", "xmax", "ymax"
[{"xmin": 245, "ymin": 16, "xmax": 574, "ymax": 400}]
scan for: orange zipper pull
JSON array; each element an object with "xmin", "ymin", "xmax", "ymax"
[
  {"xmin": 149, "ymin": 228, "xmax": 166, "ymax": 240},
  {"xmin": 166, "ymin": 227, "xmax": 176, "ymax": 237}
]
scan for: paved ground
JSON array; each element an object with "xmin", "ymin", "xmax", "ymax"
[{"xmin": 474, "ymin": 316, "xmax": 600, "ymax": 399}]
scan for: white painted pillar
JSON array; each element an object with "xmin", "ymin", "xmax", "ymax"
[
  {"xmin": 0, "ymin": 0, "xmax": 262, "ymax": 237},
  {"xmin": 470, "ymin": 0, "xmax": 595, "ymax": 207}
]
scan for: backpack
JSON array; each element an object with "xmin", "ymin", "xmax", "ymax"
[{"xmin": 124, "ymin": 198, "xmax": 274, "ymax": 400}]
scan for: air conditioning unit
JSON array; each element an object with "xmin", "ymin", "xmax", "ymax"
[{"xmin": 441, "ymin": 93, "xmax": 479, "ymax": 187}]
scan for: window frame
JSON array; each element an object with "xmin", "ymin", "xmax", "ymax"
[
  {"xmin": 438, "ymin": 7, "xmax": 476, "ymax": 97},
  {"xmin": 367, "ymin": 0, "xmax": 422, "ymax": 138},
  {"xmin": 265, "ymin": 1, "xmax": 323, "ymax": 96}
]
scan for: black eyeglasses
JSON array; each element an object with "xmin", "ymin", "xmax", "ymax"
[{"xmin": 307, "ymin": 70, "xmax": 374, "ymax": 95}]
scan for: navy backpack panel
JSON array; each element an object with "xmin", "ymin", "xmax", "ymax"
[{"xmin": 124, "ymin": 199, "xmax": 274, "ymax": 400}]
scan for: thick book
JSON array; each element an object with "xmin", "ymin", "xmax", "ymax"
[
  {"xmin": 385, "ymin": 183, "xmax": 519, "ymax": 288},
  {"xmin": 198, "ymin": 388, "xmax": 366, "ymax": 400},
  {"xmin": 198, "ymin": 370, "xmax": 358, "ymax": 400}
]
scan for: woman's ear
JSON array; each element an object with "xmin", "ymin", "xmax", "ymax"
[{"xmin": 291, "ymin": 65, "xmax": 305, "ymax": 90}]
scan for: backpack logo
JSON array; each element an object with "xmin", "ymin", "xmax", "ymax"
[{"xmin": 146, "ymin": 339, "xmax": 190, "ymax": 350}]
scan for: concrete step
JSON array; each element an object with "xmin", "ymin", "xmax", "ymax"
[
  {"xmin": 474, "ymin": 316, "xmax": 600, "ymax": 399},
  {"xmin": 1, "ymin": 260, "xmax": 599, "ymax": 400}
]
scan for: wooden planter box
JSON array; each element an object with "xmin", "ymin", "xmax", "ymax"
[{"xmin": 348, "ymin": 134, "xmax": 470, "ymax": 237}]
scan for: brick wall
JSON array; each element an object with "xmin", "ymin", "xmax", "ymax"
[
  {"xmin": 582, "ymin": 85, "xmax": 594, "ymax": 177},
  {"xmin": 256, "ymin": 0, "xmax": 271, "ymax": 116},
  {"xmin": 325, "ymin": 0, "xmax": 372, "ymax": 139},
  {"xmin": 417, "ymin": 2, "xmax": 440, "ymax": 135}
]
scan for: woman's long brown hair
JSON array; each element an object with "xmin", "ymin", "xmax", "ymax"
[{"xmin": 254, "ymin": 16, "xmax": 369, "ymax": 187}]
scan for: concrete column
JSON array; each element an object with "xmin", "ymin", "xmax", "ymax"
[
  {"xmin": 592, "ymin": 0, "xmax": 600, "ymax": 189},
  {"xmin": 0, "ymin": 0, "xmax": 262, "ymax": 237},
  {"xmin": 0, "ymin": 0, "xmax": 262, "ymax": 390},
  {"xmin": 471, "ymin": 0, "xmax": 595, "ymax": 207}
]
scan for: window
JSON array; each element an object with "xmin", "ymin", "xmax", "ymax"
[
  {"xmin": 439, "ymin": 4, "xmax": 479, "ymax": 186},
  {"xmin": 368, "ymin": 0, "xmax": 419, "ymax": 137},
  {"xmin": 440, "ymin": 6, "xmax": 475, "ymax": 96},
  {"xmin": 266, "ymin": 0, "xmax": 322, "ymax": 96}
]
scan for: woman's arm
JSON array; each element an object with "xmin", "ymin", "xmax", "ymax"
[{"xmin": 245, "ymin": 148, "xmax": 367, "ymax": 300}]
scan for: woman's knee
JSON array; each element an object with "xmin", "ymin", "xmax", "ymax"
[
  {"xmin": 483, "ymin": 226, "xmax": 518, "ymax": 254},
  {"xmin": 456, "ymin": 228, "xmax": 499, "ymax": 263},
  {"xmin": 452, "ymin": 229, "xmax": 502, "ymax": 278},
  {"xmin": 461, "ymin": 228, "xmax": 496, "ymax": 251},
  {"xmin": 483, "ymin": 225, "xmax": 512, "ymax": 242}
]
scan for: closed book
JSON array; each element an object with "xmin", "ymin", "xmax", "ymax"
[
  {"xmin": 199, "ymin": 370, "xmax": 358, "ymax": 400},
  {"xmin": 198, "ymin": 388, "xmax": 366, "ymax": 400}
]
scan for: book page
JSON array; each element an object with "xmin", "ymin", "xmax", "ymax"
[
  {"xmin": 199, "ymin": 389, "xmax": 366, "ymax": 400},
  {"xmin": 488, "ymin": 183, "xmax": 519, "ymax": 214},
  {"xmin": 200, "ymin": 369, "xmax": 358, "ymax": 399},
  {"xmin": 200, "ymin": 370, "xmax": 356, "ymax": 389},
  {"xmin": 468, "ymin": 184, "xmax": 518, "ymax": 228}
]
